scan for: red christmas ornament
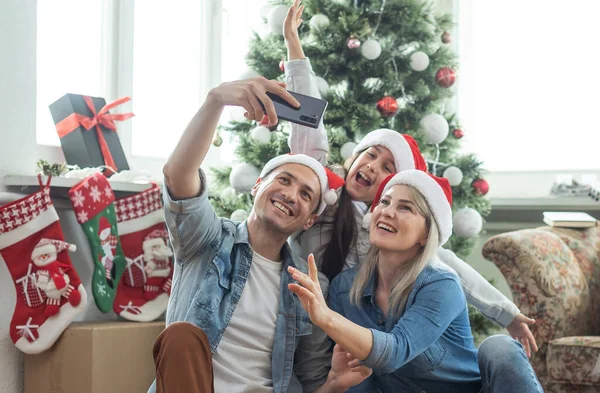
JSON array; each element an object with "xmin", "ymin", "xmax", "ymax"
[
  {"xmin": 472, "ymin": 178, "xmax": 489, "ymax": 196},
  {"xmin": 441, "ymin": 31, "xmax": 451, "ymax": 44},
  {"xmin": 435, "ymin": 67, "xmax": 456, "ymax": 88},
  {"xmin": 452, "ymin": 128, "xmax": 464, "ymax": 139},
  {"xmin": 347, "ymin": 36, "xmax": 361, "ymax": 49},
  {"xmin": 279, "ymin": 60, "xmax": 285, "ymax": 72},
  {"xmin": 376, "ymin": 96, "xmax": 399, "ymax": 117},
  {"xmin": 259, "ymin": 114, "xmax": 278, "ymax": 131}
]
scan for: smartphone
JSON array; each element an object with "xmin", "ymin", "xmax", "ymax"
[{"xmin": 260, "ymin": 90, "xmax": 328, "ymax": 129}]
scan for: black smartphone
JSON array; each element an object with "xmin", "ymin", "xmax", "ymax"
[{"xmin": 261, "ymin": 90, "xmax": 328, "ymax": 129}]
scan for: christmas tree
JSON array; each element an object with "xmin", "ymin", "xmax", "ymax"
[{"xmin": 209, "ymin": 0, "xmax": 494, "ymax": 339}]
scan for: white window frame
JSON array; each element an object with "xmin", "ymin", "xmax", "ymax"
[{"xmin": 36, "ymin": 0, "xmax": 224, "ymax": 177}]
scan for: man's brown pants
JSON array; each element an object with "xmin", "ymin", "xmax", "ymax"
[{"xmin": 153, "ymin": 322, "xmax": 214, "ymax": 393}]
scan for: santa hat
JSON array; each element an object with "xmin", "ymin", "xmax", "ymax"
[
  {"xmin": 31, "ymin": 238, "xmax": 77, "ymax": 259},
  {"xmin": 143, "ymin": 229, "xmax": 168, "ymax": 249},
  {"xmin": 362, "ymin": 170, "xmax": 453, "ymax": 246},
  {"xmin": 353, "ymin": 129, "xmax": 428, "ymax": 172},
  {"xmin": 259, "ymin": 154, "xmax": 346, "ymax": 215},
  {"xmin": 99, "ymin": 216, "xmax": 111, "ymax": 234}
]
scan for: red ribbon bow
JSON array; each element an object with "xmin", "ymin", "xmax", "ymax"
[{"xmin": 55, "ymin": 96, "xmax": 134, "ymax": 174}]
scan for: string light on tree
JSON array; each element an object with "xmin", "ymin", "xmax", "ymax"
[
  {"xmin": 309, "ymin": 14, "xmax": 330, "ymax": 30},
  {"xmin": 435, "ymin": 67, "xmax": 457, "ymax": 88},
  {"xmin": 267, "ymin": 5, "xmax": 288, "ymax": 35},
  {"xmin": 376, "ymin": 96, "xmax": 399, "ymax": 117},
  {"xmin": 420, "ymin": 114, "xmax": 449, "ymax": 144},
  {"xmin": 361, "ymin": 39, "xmax": 382, "ymax": 60},
  {"xmin": 347, "ymin": 36, "xmax": 361, "ymax": 49},
  {"xmin": 443, "ymin": 166, "xmax": 463, "ymax": 186},
  {"xmin": 472, "ymin": 178, "xmax": 490, "ymax": 196},
  {"xmin": 250, "ymin": 126, "xmax": 272, "ymax": 145},
  {"xmin": 340, "ymin": 142, "xmax": 358, "ymax": 160},
  {"xmin": 453, "ymin": 207, "xmax": 483, "ymax": 238},
  {"xmin": 409, "ymin": 51, "xmax": 430, "ymax": 72},
  {"xmin": 229, "ymin": 163, "xmax": 260, "ymax": 192},
  {"xmin": 452, "ymin": 128, "xmax": 464, "ymax": 139}
]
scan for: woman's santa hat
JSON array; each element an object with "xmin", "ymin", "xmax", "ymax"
[
  {"xmin": 31, "ymin": 238, "xmax": 77, "ymax": 259},
  {"xmin": 362, "ymin": 170, "xmax": 453, "ymax": 246},
  {"xmin": 259, "ymin": 154, "xmax": 346, "ymax": 215},
  {"xmin": 353, "ymin": 128, "xmax": 428, "ymax": 172}
]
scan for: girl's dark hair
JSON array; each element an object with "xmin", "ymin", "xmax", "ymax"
[{"xmin": 320, "ymin": 154, "xmax": 361, "ymax": 281}]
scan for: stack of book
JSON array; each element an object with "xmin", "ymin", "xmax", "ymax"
[{"xmin": 543, "ymin": 212, "xmax": 598, "ymax": 228}]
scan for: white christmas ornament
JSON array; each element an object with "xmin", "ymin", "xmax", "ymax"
[
  {"xmin": 442, "ymin": 166, "xmax": 463, "ymax": 186},
  {"xmin": 239, "ymin": 67, "xmax": 260, "ymax": 80},
  {"xmin": 229, "ymin": 163, "xmax": 260, "ymax": 192},
  {"xmin": 361, "ymin": 39, "xmax": 382, "ymax": 60},
  {"xmin": 340, "ymin": 142, "xmax": 358, "ymax": 160},
  {"xmin": 267, "ymin": 5, "xmax": 288, "ymax": 35},
  {"xmin": 410, "ymin": 51, "xmax": 430, "ymax": 72},
  {"xmin": 230, "ymin": 209, "xmax": 249, "ymax": 222},
  {"xmin": 420, "ymin": 114, "xmax": 449, "ymax": 144},
  {"xmin": 220, "ymin": 187, "xmax": 238, "ymax": 204},
  {"xmin": 260, "ymin": 4, "xmax": 273, "ymax": 19},
  {"xmin": 251, "ymin": 126, "xmax": 272, "ymax": 145},
  {"xmin": 315, "ymin": 76, "xmax": 330, "ymax": 95},
  {"xmin": 309, "ymin": 14, "xmax": 330, "ymax": 30},
  {"xmin": 453, "ymin": 207, "xmax": 483, "ymax": 238}
]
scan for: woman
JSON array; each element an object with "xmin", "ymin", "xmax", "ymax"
[
  {"xmin": 280, "ymin": 0, "xmax": 537, "ymax": 355},
  {"xmin": 287, "ymin": 171, "xmax": 543, "ymax": 393}
]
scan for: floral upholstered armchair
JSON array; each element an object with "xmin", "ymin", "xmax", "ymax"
[{"xmin": 483, "ymin": 226, "xmax": 600, "ymax": 393}]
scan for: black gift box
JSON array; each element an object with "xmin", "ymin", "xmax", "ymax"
[{"xmin": 49, "ymin": 93, "xmax": 130, "ymax": 172}]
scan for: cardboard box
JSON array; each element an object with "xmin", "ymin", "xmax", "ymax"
[
  {"xmin": 49, "ymin": 93, "xmax": 131, "ymax": 172},
  {"xmin": 24, "ymin": 321, "xmax": 164, "ymax": 393}
]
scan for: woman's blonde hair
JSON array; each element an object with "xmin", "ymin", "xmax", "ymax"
[{"xmin": 349, "ymin": 185, "xmax": 440, "ymax": 318}]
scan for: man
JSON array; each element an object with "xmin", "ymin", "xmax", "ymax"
[{"xmin": 148, "ymin": 76, "xmax": 370, "ymax": 393}]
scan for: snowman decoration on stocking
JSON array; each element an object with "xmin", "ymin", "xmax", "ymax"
[
  {"xmin": 142, "ymin": 230, "xmax": 173, "ymax": 300},
  {"xmin": 32, "ymin": 238, "xmax": 82, "ymax": 317},
  {"xmin": 98, "ymin": 216, "xmax": 117, "ymax": 287}
]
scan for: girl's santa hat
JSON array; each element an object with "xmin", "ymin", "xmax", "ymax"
[
  {"xmin": 259, "ymin": 154, "xmax": 346, "ymax": 215},
  {"xmin": 353, "ymin": 128, "xmax": 428, "ymax": 172},
  {"xmin": 31, "ymin": 238, "xmax": 77, "ymax": 259},
  {"xmin": 362, "ymin": 170, "xmax": 453, "ymax": 246}
]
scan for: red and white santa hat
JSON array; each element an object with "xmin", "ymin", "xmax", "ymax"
[
  {"xmin": 260, "ymin": 153, "xmax": 346, "ymax": 215},
  {"xmin": 353, "ymin": 128, "xmax": 428, "ymax": 172},
  {"xmin": 31, "ymin": 238, "xmax": 77, "ymax": 259},
  {"xmin": 143, "ymin": 229, "xmax": 169, "ymax": 249},
  {"xmin": 362, "ymin": 170, "xmax": 453, "ymax": 246},
  {"xmin": 99, "ymin": 216, "xmax": 111, "ymax": 235}
]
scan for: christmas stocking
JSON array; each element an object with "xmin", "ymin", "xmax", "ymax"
[
  {"xmin": 113, "ymin": 184, "xmax": 173, "ymax": 322},
  {"xmin": 68, "ymin": 172, "xmax": 126, "ymax": 312},
  {"xmin": 0, "ymin": 175, "xmax": 87, "ymax": 354}
]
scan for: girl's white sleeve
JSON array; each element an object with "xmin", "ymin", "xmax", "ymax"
[{"xmin": 284, "ymin": 58, "xmax": 329, "ymax": 165}]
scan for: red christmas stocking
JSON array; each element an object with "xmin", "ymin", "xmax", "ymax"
[
  {"xmin": 0, "ymin": 175, "xmax": 87, "ymax": 354},
  {"xmin": 113, "ymin": 184, "xmax": 173, "ymax": 322}
]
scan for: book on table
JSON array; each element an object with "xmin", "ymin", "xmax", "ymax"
[{"xmin": 543, "ymin": 212, "xmax": 598, "ymax": 228}]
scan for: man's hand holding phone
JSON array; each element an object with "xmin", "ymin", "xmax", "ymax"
[{"xmin": 209, "ymin": 77, "xmax": 300, "ymax": 126}]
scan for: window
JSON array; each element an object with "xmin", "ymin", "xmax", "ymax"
[
  {"xmin": 458, "ymin": 1, "xmax": 600, "ymax": 172},
  {"xmin": 130, "ymin": 0, "xmax": 204, "ymax": 158},
  {"xmin": 36, "ymin": 0, "xmax": 104, "ymax": 146}
]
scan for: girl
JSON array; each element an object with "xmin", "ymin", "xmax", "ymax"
[
  {"xmin": 281, "ymin": 0, "xmax": 537, "ymax": 355},
  {"xmin": 287, "ymin": 171, "xmax": 543, "ymax": 393}
]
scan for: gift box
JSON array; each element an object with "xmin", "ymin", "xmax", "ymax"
[
  {"xmin": 49, "ymin": 93, "xmax": 133, "ymax": 173},
  {"xmin": 24, "ymin": 320, "xmax": 164, "ymax": 393}
]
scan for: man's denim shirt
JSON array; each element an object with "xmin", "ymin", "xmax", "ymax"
[
  {"xmin": 328, "ymin": 262, "xmax": 481, "ymax": 393},
  {"xmin": 149, "ymin": 170, "xmax": 331, "ymax": 393}
]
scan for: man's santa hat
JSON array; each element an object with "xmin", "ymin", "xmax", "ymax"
[
  {"xmin": 259, "ymin": 153, "xmax": 346, "ymax": 215},
  {"xmin": 353, "ymin": 128, "xmax": 428, "ymax": 172},
  {"xmin": 31, "ymin": 238, "xmax": 77, "ymax": 259},
  {"xmin": 362, "ymin": 170, "xmax": 453, "ymax": 246},
  {"xmin": 99, "ymin": 216, "xmax": 111, "ymax": 237}
]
